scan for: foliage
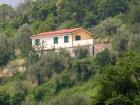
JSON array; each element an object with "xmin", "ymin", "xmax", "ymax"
[
  {"xmin": 72, "ymin": 58, "xmax": 95, "ymax": 81},
  {"xmin": 10, "ymin": 91, "xmax": 25, "ymax": 105},
  {"xmin": 73, "ymin": 46, "xmax": 90, "ymax": 59},
  {"xmin": 95, "ymin": 49, "xmax": 116, "ymax": 67},
  {"xmin": 55, "ymin": 73, "xmax": 75, "ymax": 93},
  {"xmin": 31, "ymin": 86, "xmax": 46, "ymax": 102},
  {"xmin": 94, "ymin": 17, "xmax": 121, "ymax": 37},
  {"xmin": 0, "ymin": 91, "xmax": 10, "ymax": 105},
  {"xmin": 41, "ymin": 95, "xmax": 88, "ymax": 105},
  {"xmin": 128, "ymin": 4, "xmax": 140, "ymax": 24},
  {"xmin": 28, "ymin": 61, "xmax": 48, "ymax": 85},
  {"xmin": 58, "ymin": 20, "xmax": 79, "ymax": 29},
  {"xmin": 0, "ymin": 0, "xmax": 140, "ymax": 105},
  {"xmin": 95, "ymin": 0, "xmax": 129, "ymax": 20},
  {"xmin": 42, "ymin": 52, "xmax": 66, "ymax": 73},
  {"xmin": 15, "ymin": 23, "xmax": 32, "ymax": 57},
  {"xmin": 112, "ymin": 25, "xmax": 129, "ymax": 56},
  {"xmin": 28, "ymin": 49, "xmax": 39, "ymax": 64},
  {"xmin": 129, "ymin": 23, "xmax": 140, "ymax": 52},
  {"xmin": 105, "ymin": 95, "xmax": 131, "ymax": 105},
  {"xmin": 0, "ymin": 81, "xmax": 26, "ymax": 105},
  {"xmin": 28, "ymin": 50, "xmax": 71, "ymax": 85},
  {"xmin": 92, "ymin": 52, "xmax": 140, "ymax": 105},
  {"xmin": 133, "ymin": 95, "xmax": 140, "ymax": 105},
  {"xmin": 0, "ymin": 34, "xmax": 15, "ymax": 66}
]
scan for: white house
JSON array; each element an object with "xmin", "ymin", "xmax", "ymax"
[{"xmin": 31, "ymin": 28, "xmax": 94, "ymax": 52}]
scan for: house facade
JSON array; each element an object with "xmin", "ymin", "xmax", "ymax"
[{"xmin": 31, "ymin": 28, "xmax": 94, "ymax": 52}]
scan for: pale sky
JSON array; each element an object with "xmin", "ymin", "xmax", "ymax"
[{"xmin": 0, "ymin": 0, "xmax": 24, "ymax": 7}]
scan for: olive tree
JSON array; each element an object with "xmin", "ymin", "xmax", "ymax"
[
  {"xmin": 15, "ymin": 23, "xmax": 32, "ymax": 57},
  {"xmin": 0, "ymin": 33, "xmax": 15, "ymax": 66}
]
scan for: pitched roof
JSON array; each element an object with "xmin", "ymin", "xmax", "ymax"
[{"xmin": 32, "ymin": 28, "xmax": 82, "ymax": 37}]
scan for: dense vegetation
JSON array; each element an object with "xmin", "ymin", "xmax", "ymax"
[{"xmin": 0, "ymin": 0, "xmax": 140, "ymax": 105}]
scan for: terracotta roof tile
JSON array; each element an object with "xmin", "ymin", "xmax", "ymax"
[{"xmin": 32, "ymin": 28, "xmax": 82, "ymax": 37}]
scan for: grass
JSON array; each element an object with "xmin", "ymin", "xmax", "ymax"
[
  {"xmin": 56, "ymin": 73, "xmax": 102, "ymax": 101},
  {"xmin": 0, "ymin": 80, "xmax": 36, "ymax": 95}
]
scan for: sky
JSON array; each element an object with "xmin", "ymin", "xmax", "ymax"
[{"xmin": 0, "ymin": 0, "xmax": 24, "ymax": 7}]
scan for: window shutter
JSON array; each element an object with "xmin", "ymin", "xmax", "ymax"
[
  {"xmin": 35, "ymin": 39, "xmax": 40, "ymax": 46},
  {"xmin": 64, "ymin": 36, "xmax": 69, "ymax": 43},
  {"xmin": 54, "ymin": 37, "xmax": 58, "ymax": 44}
]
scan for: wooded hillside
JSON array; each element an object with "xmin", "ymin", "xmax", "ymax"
[{"xmin": 0, "ymin": 0, "xmax": 140, "ymax": 105}]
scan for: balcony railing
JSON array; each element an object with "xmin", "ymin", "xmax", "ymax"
[{"xmin": 73, "ymin": 39, "xmax": 94, "ymax": 47}]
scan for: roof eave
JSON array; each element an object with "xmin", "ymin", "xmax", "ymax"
[{"xmin": 31, "ymin": 32, "xmax": 72, "ymax": 39}]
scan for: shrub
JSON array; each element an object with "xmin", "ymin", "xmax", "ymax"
[
  {"xmin": 42, "ymin": 52, "xmax": 65, "ymax": 73},
  {"xmin": 95, "ymin": 48, "xmax": 116, "ymax": 67},
  {"xmin": 94, "ymin": 17, "xmax": 121, "ymax": 37},
  {"xmin": 0, "ymin": 91, "xmax": 10, "ymax": 105},
  {"xmin": 105, "ymin": 95, "xmax": 131, "ymax": 105},
  {"xmin": 28, "ymin": 62, "xmax": 48, "ymax": 85},
  {"xmin": 10, "ymin": 81, "xmax": 26, "ymax": 105},
  {"xmin": 59, "ymin": 48, "xmax": 71, "ymax": 58},
  {"xmin": 41, "ymin": 95, "xmax": 88, "ymax": 105},
  {"xmin": 128, "ymin": 5, "xmax": 140, "ymax": 24},
  {"xmin": 55, "ymin": 73, "xmax": 74, "ymax": 93},
  {"xmin": 0, "ymin": 34, "xmax": 15, "ymax": 66},
  {"xmin": 28, "ymin": 49, "xmax": 39, "ymax": 64},
  {"xmin": 92, "ymin": 52, "xmax": 140, "ymax": 105},
  {"xmin": 112, "ymin": 25, "xmax": 129, "ymax": 56},
  {"xmin": 73, "ymin": 58, "xmax": 95, "ymax": 81},
  {"xmin": 133, "ymin": 95, "xmax": 140, "ymax": 105},
  {"xmin": 58, "ymin": 48, "xmax": 72, "ymax": 70},
  {"xmin": 10, "ymin": 91, "xmax": 25, "ymax": 105},
  {"xmin": 32, "ymin": 86, "xmax": 46, "ymax": 102},
  {"xmin": 73, "ymin": 46, "xmax": 90, "ymax": 59},
  {"xmin": 15, "ymin": 23, "xmax": 32, "ymax": 57}
]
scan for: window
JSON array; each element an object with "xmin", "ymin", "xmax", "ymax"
[
  {"xmin": 54, "ymin": 37, "xmax": 58, "ymax": 44},
  {"xmin": 35, "ymin": 39, "xmax": 40, "ymax": 46},
  {"xmin": 75, "ymin": 35, "xmax": 81, "ymax": 41},
  {"xmin": 64, "ymin": 36, "xmax": 69, "ymax": 43}
]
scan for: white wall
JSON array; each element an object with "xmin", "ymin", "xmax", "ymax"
[
  {"xmin": 32, "ymin": 33, "xmax": 73, "ymax": 49},
  {"xmin": 32, "ymin": 34, "xmax": 94, "ymax": 50}
]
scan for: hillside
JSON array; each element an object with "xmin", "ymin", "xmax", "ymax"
[{"xmin": 0, "ymin": 0, "xmax": 140, "ymax": 105}]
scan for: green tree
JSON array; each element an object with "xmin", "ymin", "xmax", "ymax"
[
  {"xmin": 15, "ymin": 23, "xmax": 32, "ymax": 57},
  {"xmin": 0, "ymin": 4, "xmax": 16, "ymax": 22},
  {"xmin": 92, "ymin": 52, "xmax": 140, "ymax": 105},
  {"xmin": 94, "ymin": 17, "xmax": 121, "ymax": 37},
  {"xmin": 127, "ymin": 4, "xmax": 140, "ymax": 52},
  {"xmin": 0, "ymin": 34, "xmax": 15, "ymax": 66},
  {"xmin": 96, "ymin": 0, "xmax": 129, "ymax": 20},
  {"xmin": 29, "ymin": 62, "xmax": 47, "ymax": 85},
  {"xmin": 128, "ymin": 4, "xmax": 140, "ymax": 25},
  {"xmin": 95, "ymin": 49, "xmax": 115, "ymax": 67},
  {"xmin": 73, "ymin": 58, "xmax": 95, "ymax": 81},
  {"xmin": 28, "ymin": 49, "xmax": 39, "ymax": 64},
  {"xmin": 58, "ymin": 20, "xmax": 79, "ymax": 30},
  {"xmin": 112, "ymin": 25, "xmax": 129, "ymax": 56},
  {"xmin": 57, "ymin": 0, "xmax": 97, "ymax": 26},
  {"xmin": 128, "ymin": 24, "xmax": 140, "ymax": 52}
]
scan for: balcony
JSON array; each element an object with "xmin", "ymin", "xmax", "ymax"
[{"xmin": 73, "ymin": 39, "xmax": 94, "ymax": 47}]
